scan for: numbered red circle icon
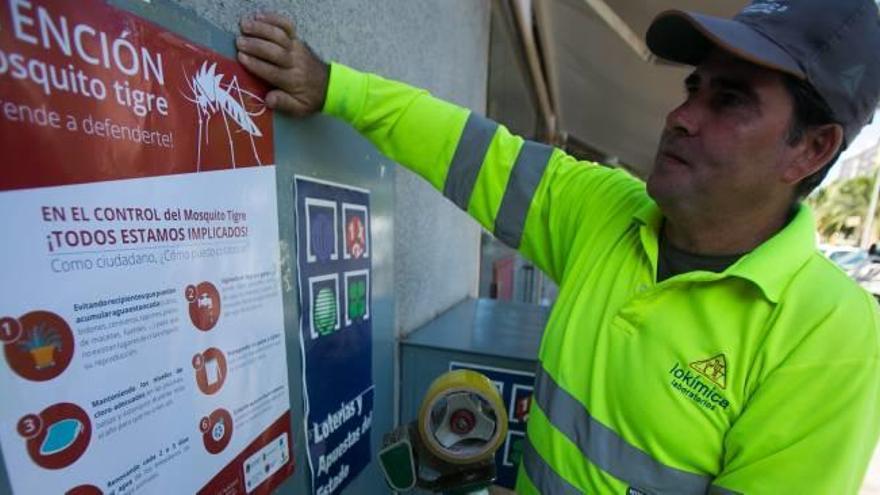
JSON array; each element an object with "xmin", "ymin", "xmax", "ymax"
[
  {"xmin": 3, "ymin": 311, "xmax": 74, "ymax": 382},
  {"xmin": 193, "ymin": 347, "xmax": 227, "ymax": 395},
  {"xmin": 201, "ymin": 408, "xmax": 233, "ymax": 454},
  {"xmin": 0, "ymin": 317, "xmax": 22, "ymax": 343},
  {"xmin": 186, "ymin": 282, "xmax": 221, "ymax": 331},
  {"xmin": 19, "ymin": 402, "xmax": 91, "ymax": 469},
  {"xmin": 17, "ymin": 414, "xmax": 42, "ymax": 438}
]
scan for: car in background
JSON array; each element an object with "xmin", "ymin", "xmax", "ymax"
[
  {"xmin": 819, "ymin": 245, "xmax": 880, "ymax": 300},
  {"xmin": 832, "ymin": 250, "xmax": 869, "ymax": 274},
  {"xmin": 853, "ymin": 260, "xmax": 880, "ymax": 302}
]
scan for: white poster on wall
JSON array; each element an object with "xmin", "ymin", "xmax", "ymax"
[{"xmin": 0, "ymin": 1, "xmax": 294, "ymax": 494}]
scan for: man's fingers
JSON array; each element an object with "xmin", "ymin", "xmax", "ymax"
[
  {"xmin": 255, "ymin": 12, "xmax": 296, "ymax": 40},
  {"xmin": 236, "ymin": 36, "xmax": 292, "ymax": 68},
  {"xmin": 237, "ymin": 12, "xmax": 326, "ymax": 118},
  {"xmin": 265, "ymin": 89, "xmax": 303, "ymax": 115},
  {"xmin": 237, "ymin": 52, "xmax": 286, "ymax": 87},
  {"xmin": 239, "ymin": 17, "xmax": 291, "ymax": 49}
]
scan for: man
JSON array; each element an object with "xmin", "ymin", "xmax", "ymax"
[{"xmin": 236, "ymin": 0, "xmax": 880, "ymax": 492}]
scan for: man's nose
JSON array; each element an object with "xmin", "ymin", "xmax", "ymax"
[{"xmin": 665, "ymin": 97, "xmax": 701, "ymax": 136}]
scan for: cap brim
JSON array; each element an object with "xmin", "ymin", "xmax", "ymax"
[{"xmin": 646, "ymin": 10, "xmax": 805, "ymax": 79}]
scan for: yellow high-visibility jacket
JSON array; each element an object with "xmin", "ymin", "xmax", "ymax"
[{"xmin": 323, "ymin": 62, "xmax": 880, "ymax": 494}]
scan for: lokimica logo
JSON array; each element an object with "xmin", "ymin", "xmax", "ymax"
[
  {"xmin": 689, "ymin": 353, "xmax": 727, "ymax": 389},
  {"xmin": 669, "ymin": 354, "xmax": 730, "ymax": 412}
]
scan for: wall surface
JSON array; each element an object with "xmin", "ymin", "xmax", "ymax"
[{"xmin": 170, "ymin": 0, "xmax": 491, "ymax": 336}]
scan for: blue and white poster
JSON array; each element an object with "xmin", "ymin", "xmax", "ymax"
[
  {"xmin": 295, "ymin": 176, "xmax": 374, "ymax": 495},
  {"xmin": 450, "ymin": 361, "xmax": 534, "ymax": 489}
]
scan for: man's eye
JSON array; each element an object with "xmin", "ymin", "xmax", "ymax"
[{"xmin": 715, "ymin": 91, "xmax": 746, "ymax": 107}]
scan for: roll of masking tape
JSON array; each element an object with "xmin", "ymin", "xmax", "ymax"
[{"xmin": 417, "ymin": 369, "xmax": 509, "ymax": 465}]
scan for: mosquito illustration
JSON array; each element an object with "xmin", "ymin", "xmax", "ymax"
[{"xmin": 183, "ymin": 61, "xmax": 267, "ymax": 170}]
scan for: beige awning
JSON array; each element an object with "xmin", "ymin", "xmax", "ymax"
[{"xmin": 533, "ymin": 0, "xmax": 745, "ymax": 175}]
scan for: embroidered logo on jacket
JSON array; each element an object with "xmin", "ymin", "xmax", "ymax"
[
  {"xmin": 669, "ymin": 357, "xmax": 730, "ymax": 411},
  {"xmin": 689, "ymin": 353, "xmax": 727, "ymax": 389}
]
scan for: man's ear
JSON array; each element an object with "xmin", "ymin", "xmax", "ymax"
[{"xmin": 782, "ymin": 123, "xmax": 844, "ymax": 184}]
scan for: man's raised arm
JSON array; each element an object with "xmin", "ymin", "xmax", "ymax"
[{"xmin": 237, "ymin": 13, "xmax": 647, "ymax": 283}]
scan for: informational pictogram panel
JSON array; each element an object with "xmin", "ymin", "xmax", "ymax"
[
  {"xmin": 0, "ymin": 1, "xmax": 295, "ymax": 493},
  {"xmin": 294, "ymin": 176, "xmax": 374, "ymax": 495}
]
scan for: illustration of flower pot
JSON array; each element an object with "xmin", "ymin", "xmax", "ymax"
[{"xmin": 17, "ymin": 323, "xmax": 62, "ymax": 370}]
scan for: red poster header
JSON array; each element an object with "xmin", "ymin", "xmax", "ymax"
[{"xmin": 0, "ymin": 0, "xmax": 275, "ymax": 191}]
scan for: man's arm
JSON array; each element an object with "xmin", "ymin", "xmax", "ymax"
[
  {"xmin": 237, "ymin": 13, "xmax": 647, "ymax": 282},
  {"xmin": 711, "ymin": 290, "xmax": 880, "ymax": 494}
]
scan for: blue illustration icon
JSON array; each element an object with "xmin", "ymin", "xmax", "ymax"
[
  {"xmin": 39, "ymin": 418, "xmax": 83, "ymax": 456},
  {"xmin": 310, "ymin": 209, "xmax": 336, "ymax": 262}
]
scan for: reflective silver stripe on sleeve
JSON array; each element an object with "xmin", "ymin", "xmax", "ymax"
[
  {"xmin": 443, "ymin": 113, "xmax": 498, "ymax": 210},
  {"xmin": 523, "ymin": 437, "xmax": 583, "ymax": 495},
  {"xmin": 534, "ymin": 364, "xmax": 714, "ymax": 494},
  {"xmin": 493, "ymin": 140, "xmax": 554, "ymax": 249}
]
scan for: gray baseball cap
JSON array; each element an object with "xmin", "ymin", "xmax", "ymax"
[{"xmin": 646, "ymin": 0, "xmax": 880, "ymax": 147}]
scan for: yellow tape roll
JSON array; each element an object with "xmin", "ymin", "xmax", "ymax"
[{"xmin": 417, "ymin": 369, "xmax": 509, "ymax": 465}]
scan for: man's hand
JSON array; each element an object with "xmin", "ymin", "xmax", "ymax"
[{"xmin": 236, "ymin": 13, "xmax": 329, "ymax": 117}]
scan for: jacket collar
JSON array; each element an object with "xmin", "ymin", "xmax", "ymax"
[{"xmin": 633, "ymin": 200, "xmax": 817, "ymax": 303}]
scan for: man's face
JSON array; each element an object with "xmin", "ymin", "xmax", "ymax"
[{"xmin": 647, "ymin": 50, "xmax": 799, "ymax": 219}]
